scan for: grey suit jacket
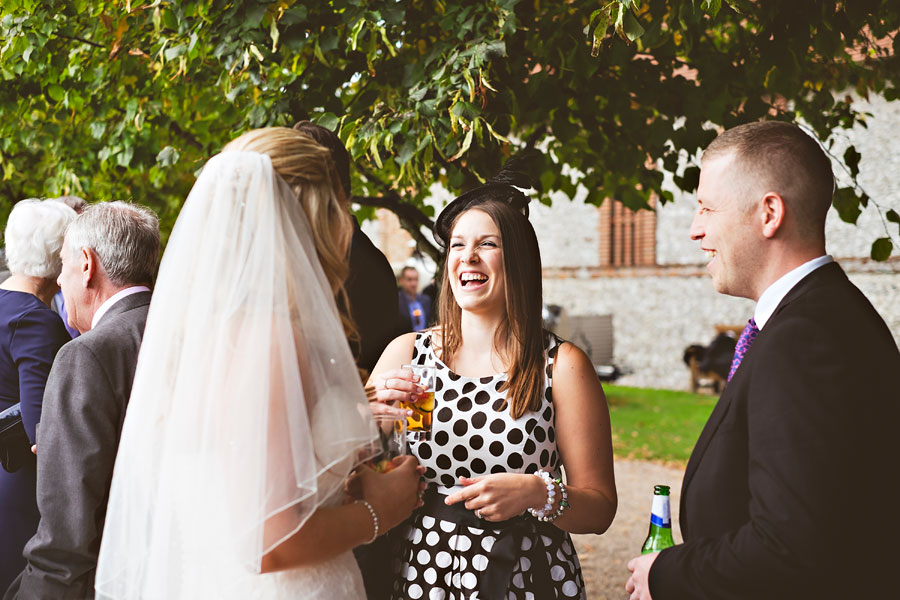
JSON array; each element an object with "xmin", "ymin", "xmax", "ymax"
[{"xmin": 5, "ymin": 291, "xmax": 151, "ymax": 600}]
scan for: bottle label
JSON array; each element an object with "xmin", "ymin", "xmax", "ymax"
[{"xmin": 650, "ymin": 495, "xmax": 671, "ymax": 528}]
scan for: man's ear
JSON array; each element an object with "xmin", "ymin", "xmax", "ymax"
[
  {"xmin": 760, "ymin": 192, "xmax": 785, "ymax": 239},
  {"xmin": 81, "ymin": 247, "xmax": 96, "ymax": 287}
]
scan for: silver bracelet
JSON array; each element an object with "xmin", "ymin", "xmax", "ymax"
[
  {"xmin": 356, "ymin": 499, "xmax": 379, "ymax": 543},
  {"xmin": 527, "ymin": 470, "xmax": 557, "ymax": 520}
]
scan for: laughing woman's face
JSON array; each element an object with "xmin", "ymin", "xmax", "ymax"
[{"xmin": 447, "ymin": 209, "xmax": 505, "ymax": 317}]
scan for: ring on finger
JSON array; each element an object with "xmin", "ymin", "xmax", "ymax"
[{"xmin": 475, "ymin": 509, "xmax": 483, "ymax": 519}]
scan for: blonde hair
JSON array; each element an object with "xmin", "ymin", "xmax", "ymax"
[{"xmin": 223, "ymin": 127, "xmax": 357, "ymax": 346}]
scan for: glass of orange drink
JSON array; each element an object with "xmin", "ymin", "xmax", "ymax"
[{"xmin": 400, "ymin": 363, "xmax": 435, "ymax": 442}]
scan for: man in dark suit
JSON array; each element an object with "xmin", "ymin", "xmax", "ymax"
[
  {"xmin": 626, "ymin": 121, "xmax": 900, "ymax": 599},
  {"xmin": 397, "ymin": 265, "xmax": 433, "ymax": 332},
  {"xmin": 293, "ymin": 120, "xmax": 402, "ymax": 373},
  {"xmin": 5, "ymin": 201, "xmax": 160, "ymax": 599}
]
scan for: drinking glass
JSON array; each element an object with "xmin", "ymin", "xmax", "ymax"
[
  {"xmin": 367, "ymin": 415, "xmax": 408, "ymax": 472},
  {"xmin": 400, "ymin": 363, "xmax": 435, "ymax": 442}
]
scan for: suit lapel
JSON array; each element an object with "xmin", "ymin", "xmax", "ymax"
[{"xmin": 679, "ymin": 262, "xmax": 843, "ymax": 533}]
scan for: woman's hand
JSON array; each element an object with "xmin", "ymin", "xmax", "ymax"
[
  {"xmin": 358, "ymin": 455, "xmax": 426, "ymax": 532},
  {"xmin": 444, "ymin": 473, "xmax": 547, "ymax": 522},
  {"xmin": 368, "ymin": 368, "xmax": 425, "ymax": 418}
]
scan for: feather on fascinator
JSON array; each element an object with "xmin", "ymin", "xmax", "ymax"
[{"xmin": 433, "ymin": 150, "xmax": 543, "ymax": 249}]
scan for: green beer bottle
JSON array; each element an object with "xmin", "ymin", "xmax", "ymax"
[{"xmin": 641, "ymin": 484, "xmax": 675, "ymax": 554}]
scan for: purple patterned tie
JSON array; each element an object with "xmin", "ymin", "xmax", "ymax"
[{"xmin": 727, "ymin": 318, "xmax": 759, "ymax": 382}]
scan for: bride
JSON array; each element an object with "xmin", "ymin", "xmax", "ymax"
[{"xmin": 95, "ymin": 128, "xmax": 423, "ymax": 599}]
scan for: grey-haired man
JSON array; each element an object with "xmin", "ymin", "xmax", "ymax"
[{"xmin": 5, "ymin": 201, "xmax": 160, "ymax": 600}]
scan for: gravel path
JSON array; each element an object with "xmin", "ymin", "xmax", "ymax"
[{"xmin": 571, "ymin": 460, "xmax": 685, "ymax": 599}]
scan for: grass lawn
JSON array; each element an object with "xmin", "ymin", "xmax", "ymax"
[{"xmin": 604, "ymin": 385, "xmax": 718, "ymax": 467}]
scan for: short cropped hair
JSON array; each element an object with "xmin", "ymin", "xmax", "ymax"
[
  {"xmin": 703, "ymin": 121, "xmax": 835, "ymax": 238},
  {"xmin": 4, "ymin": 199, "xmax": 77, "ymax": 279},
  {"xmin": 293, "ymin": 120, "xmax": 352, "ymax": 197},
  {"xmin": 65, "ymin": 201, "xmax": 160, "ymax": 287}
]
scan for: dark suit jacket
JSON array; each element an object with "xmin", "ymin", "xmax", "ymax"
[
  {"xmin": 5, "ymin": 291, "xmax": 151, "ymax": 600},
  {"xmin": 649, "ymin": 263, "xmax": 900, "ymax": 599},
  {"xmin": 347, "ymin": 223, "xmax": 404, "ymax": 373},
  {"xmin": 398, "ymin": 290, "xmax": 433, "ymax": 333}
]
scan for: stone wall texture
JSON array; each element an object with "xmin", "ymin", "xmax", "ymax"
[
  {"xmin": 535, "ymin": 95, "xmax": 900, "ymax": 389},
  {"xmin": 542, "ymin": 266, "xmax": 899, "ymax": 390}
]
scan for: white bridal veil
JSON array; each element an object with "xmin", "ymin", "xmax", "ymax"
[{"xmin": 95, "ymin": 151, "xmax": 377, "ymax": 599}]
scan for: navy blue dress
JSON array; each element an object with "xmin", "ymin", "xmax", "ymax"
[{"xmin": 0, "ymin": 290, "xmax": 70, "ymax": 591}]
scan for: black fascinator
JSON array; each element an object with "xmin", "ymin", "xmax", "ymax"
[{"xmin": 433, "ymin": 150, "xmax": 543, "ymax": 249}]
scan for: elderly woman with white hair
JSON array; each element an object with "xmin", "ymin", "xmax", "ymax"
[{"xmin": 0, "ymin": 199, "xmax": 76, "ymax": 590}]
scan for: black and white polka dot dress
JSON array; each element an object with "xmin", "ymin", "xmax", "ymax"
[{"xmin": 388, "ymin": 331, "xmax": 586, "ymax": 600}]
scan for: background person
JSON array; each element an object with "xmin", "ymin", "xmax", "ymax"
[
  {"xmin": 396, "ymin": 265, "xmax": 432, "ymax": 332},
  {"xmin": 370, "ymin": 159, "xmax": 617, "ymax": 599},
  {"xmin": 292, "ymin": 120, "xmax": 403, "ymax": 374},
  {"xmin": 6, "ymin": 201, "xmax": 159, "ymax": 600},
  {"xmin": 625, "ymin": 121, "xmax": 900, "ymax": 599},
  {"xmin": 95, "ymin": 128, "xmax": 423, "ymax": 600},
  {"xmin": 0, "ymin": 200, "xmax": 75, "ymax": 591}
]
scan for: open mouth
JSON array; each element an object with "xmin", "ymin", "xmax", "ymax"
[
  {"xmin": 705, "ymin": 250, "xmax": 717, "ymax": 260},
  {"xmin": 459, "ymin": 272, "xmax": 489, "ymax": 288}
]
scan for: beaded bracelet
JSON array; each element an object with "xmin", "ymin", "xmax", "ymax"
[
  {"xmin": 527, "ymin": 470, "xmax": 557, "ymax": 521},
  {"xmin": 356, "ymin": 499, "xmax": 380, "ymax": 544},
  {"xmin": 527, "ymin": 471, "xmax": 571, "ymax": 522},
  {"xmin": 548, "ymin": 476, "xmax": 570, "ymax": 522}
]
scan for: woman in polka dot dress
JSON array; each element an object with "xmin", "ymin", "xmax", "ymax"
[{"xmin": 369, "ymin": 161, "xmax": 617, "ymax": 600}]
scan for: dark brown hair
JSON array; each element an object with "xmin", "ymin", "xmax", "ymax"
[
  {"xmin": 438, "ymin": 200, "xmax": 545, "ymax": 419},
  {"xmin": 292, "ymin": 120, "xmax": 352, "ymax": 198},
  {"xmin": 703, "ymin": 121, "xmax": 834, "ymax": 239}
]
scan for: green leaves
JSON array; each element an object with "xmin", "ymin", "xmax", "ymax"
[
  {"xmin": 315, "ymin": 113, "xmax": 340, "ymax": 132},
  {"xmin": 47, "ymin": 84, "xmax": 64, "ymax": 102},
  {"xmin": 701, "ymin": 0, "xmax": 723, "ymax": 18},
  {"xmin": 0, "ymin": 0, "xmax": 896, "ymax": 261},
  {"xmin": 843, "ymin": 146, "xmax": 862, "ymax": 178},
  {"xmin": 585, "ymin": 4, "xmax": 613, "ymax": 56},
  {"xmin": 870, "ymin": 238, "xmax": 893, "ymax": 261},
  {"xmin": 621, "ymin": 9, "xmax": 645, "ymax": 42},
  {"xmin": 887, "ymin": 209, "xmax": 900, "ymax": 226},
  {"xmin": 833, "ymin": 187, "xmax": 862, "ymax": 224},
  {"xmin": 156, "ymin": 146, "xmax": 180, "ymax": 168}
]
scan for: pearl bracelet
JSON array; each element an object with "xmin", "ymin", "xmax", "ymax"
[
  {"xmin": 527, "ymin": 470, "xmax": 570, "ymax": 522},
  {"xmin": 527, "ymin": 470, "xmax": 557, "ymax": 521},
  {"xmin": 356, "ymin": 499, "xmax": 380, "ymax": 544}
]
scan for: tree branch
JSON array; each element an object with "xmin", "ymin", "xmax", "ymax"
[
  {"xmin": 56, "ymin": 33, "xmax": 104, "ymax": 48},
  {"xmin": 355, "ymin": 165, "xmax": 442, "ymax": 263}
]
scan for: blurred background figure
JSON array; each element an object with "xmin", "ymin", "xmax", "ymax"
[
  {"xmin": 293, "ymin": 120, "xmax": 402, "ymax": 374},
  {"xmin": 49, "ymin": 196, "xmax": 88, "ymax": 339},
  {"xmin": 0, "ymin": 199, "xmax": 76, "ymax": 591},
  {"xmin": 396, "ymin": 265, "xmax": 432, "ymax": 332}
]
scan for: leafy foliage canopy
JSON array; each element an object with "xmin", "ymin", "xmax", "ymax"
[{"xmin": 1, "ymin": 0, "xmax": 897, "ymax": 258}]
